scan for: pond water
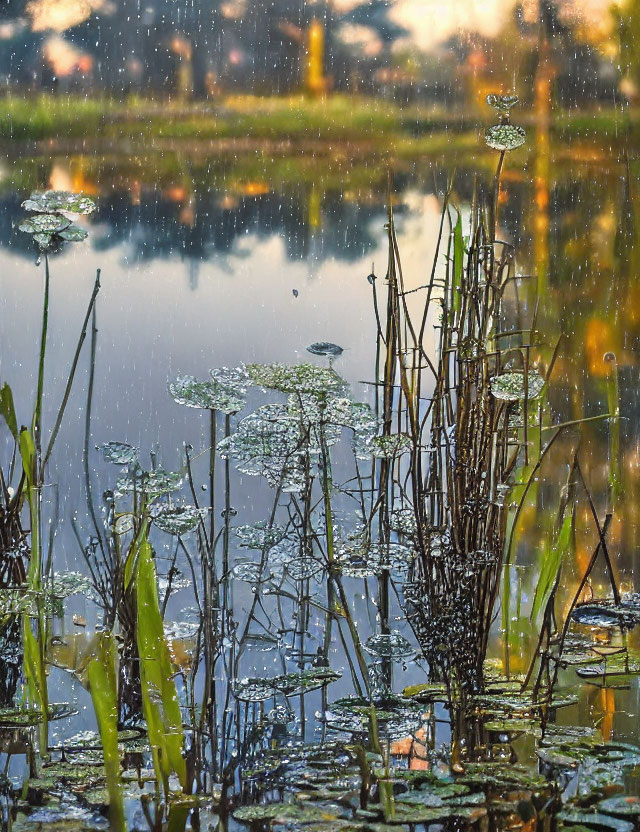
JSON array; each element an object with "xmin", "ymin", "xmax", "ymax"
[{"xmin": 2, "ymin": 124, "xmax": 640, "ymax": 830}]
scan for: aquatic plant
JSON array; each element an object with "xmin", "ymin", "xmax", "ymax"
[
  {"xmin": 18, "ymin": 190, "xmax": 95, "ymax": 252},
  {"xmin": 1, "ymin": 192, "xmax": 100, "ymax": 756}
]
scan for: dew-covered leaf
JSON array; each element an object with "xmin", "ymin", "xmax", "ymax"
[
  {"xmin": 96, "ymin": 441, "xmax": 138, "ymax": 465},
  {"xmin": 169, "ymin": 369, "xmax": 246, "ymax": 414},
  {"xmin": 115, "ymin": 466, "xmax": 183, "ymax": 496},
  {"xmin": 490, "ymin": 371, "xmax": 545, "ymax": 402},
  {"xmin": 58, "ymin": 224, "xmax": 88, "ymax": 242},
  {"xmin": 364, "ymin": 631, "xmax": 414, "ymax": 659},
  {"xmin": 485, "ymin": 124, "xmax": 526, "ymax": 151},
  {"xmin": 151, "ymin": 505, "xmax": 208, "ymax": 535},
  {"xmin": 486, "ymin": 94, "xmax": 519, "ymax": 111},
  {"xmin": 22, "ymin": 191, "xmax": 96, "ymax": 214},
  {"xmin": 19, "ymin": 214, "xmax": 70, "ymax": 234},
  {"xmin": 367, "ymin": 433, "xmax": 413, "ymax": 458},
  {"xmin": 247, "ymin": 362, "xmax": 348, "ymax": 395}
]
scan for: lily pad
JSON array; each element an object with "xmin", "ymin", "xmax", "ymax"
[
  {"xmin": 115, "ymin": 466, "xmax": 183, "ymax": 496},
  {"xmin": 234, "ymin": 802, "xmax": 341, "ymax": 823},
  {"xmin": 557, "ymin": 811, "xmax": 634, "ymax": 832},
  {"xmin": 485, "ymin": 124, "xmax": 526, "ymax": 151},
  {"xmin": 19, "ymin": 214, "xmax": 70, "ymax": 234},
  {"xmin": 58, "ymin": 224, "xmax": 88, "ymax": 242},
  {"xmin": 598, "ymin": 796, "xmax": 640, "ymax": 818},
  {"xmin": 169, "ymin": 371, "xmax": 246, "ymax": 414},
  {"xmin": 389, "ymin": 802, "xmax": 487, "ymax": 824},
  {"xmin": 235, "ymin": 522, "xmax": 285, "ymax": 549},
  {"xmin": 0, "ymin": 703, "xmax": 76, "ymax": 727},
  {"xmin": 364, "ymin": 631, "xmax": 414, "ymax": 660},
  {"xmin": 367, "ymin": 434, "xmax": 413, "ymax": 458},
  {"xmin": 572, "ymin": 600, "xmax": 640, "ymax": 630},
  {"xmin": 324, "ymin": 694, "xmax": 428, "ymax": 741},
  {"xmin": 232, "ymin": 560, "xmax": 265, "ymax": 582},
  {"xmin": 246, "ymin": 362, "xmax": 348, "ymax": 396},
  {"xmin": 486, "ymin": 94, "xmax": 519, "ymax": 112},
  {"xmin": 307, "ymin": 342, "xmax": 344, "ymax": 357},
  {"xmin": 33, "ymin": 232, "xmax": 53, "ymax": 250},
  {"xmin": 490, "ymin": 371, "xmax": 545, "ymax": 402},
  {"xmin": 22, "ymin": 191, "xmax": 96, "ymax": 214},
  {"xmin": 234, "ymin": 669, "xmax": 342, "ymax": 702},
  {"xmin": 151, "ymin": 505, "xmax": 208, "ymax": 535},
  {"xmin": 96, "ymin": 441, "xmax": 138, "ymax": 464}
]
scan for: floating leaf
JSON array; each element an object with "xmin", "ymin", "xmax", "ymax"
[
  {"xmin": 96, "ymin": 441, "xmax": 138, "ymax": 464},
  {"xmin": 33, "ymin": 232, "xmax": 53, "ymax": 250},
  {"xmin": 486, "ymin": 94, "xmax": 519, "ymax": 112},
  {"xmin": 367, "ymin": 433, "xmax": 413, "ymax": 458},
  {"xmin": 571, "ymin": 601, "xmax": 640, "ymax": 630},
  {"xmin": 19, "ymin": 214, "xmax": 70, "ymax": 234},
  {"xmin": 169, "ymin": 369, "xmax": 246, "ymax": 414},
  {"xmin": 0, "ymin": 703, "xmax": 76, "ymax": 727},
  {"xmin": 58, "ymin": 224, "xmax": 89, "ymax": 242},
  {"xmin": 598, "ymin": 797, "xmax": 640, "ymax": 818},
  {"xmin": 22, "ymin": 191, "xmax": 96, "ymax": 214},
  {"xmin": 246, "ymin": 362, "xmax": 348, "ymax": 396},
  {"xmin": 115, "ymin": 466, "xmax": 183, "ymax": 496},
  {"xmin": 235, "ymin": 522, "xmax": 285, "ymax": 549},
  {"xmin": 324, "ymin": 694, "xmax": 428, "ymax": 741},
  {"xmin": 557, "ymin": 810, "xmax": 634, "ymax": 832},
  {"xmin": 234, "ymin": 803, "xmax": 340, "ymax": 823},
  {"xmin": 337, "ymin": 541, "xmax": 415, "ymax": 577},
  {"xmin": 575, "ymin": 656, "xmax": 640, "ymax": 681},
  {"xmin": 490, "ymin": 371, "xmax": 545, "ymax": 402},
  {"xmin": 232, "ymin": 560, "xmax": 264, "ymax": 582},
  {"xmin": 306, "ymin": 342, "xmax": 344, "ymax": 357},
  {"xmin": 485, "ymin": 124, "xmax": 526, "ymax": 151},
  {"xmin": 151, "ymin": 505, "xmax": 208, "ymax": 535},
  {"xmin": 364, "ymin": 631, "xmax": 414, "ymax": 660},
  {"xmin": 234, "ymin": 669, "xmax": 341, "ymax": 702}
]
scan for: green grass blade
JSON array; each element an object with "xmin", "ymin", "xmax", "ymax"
[
  {"xmin": 449, "ymin": 212, "xmax": 463, "ymax": 323},
  {"xmin": 530, "ymin": 510, "xmax": 573, "ymax": 624},
  {"xmin": 0, "ymin": 383, "xmax": 18, "ymax": 440},
  {"xmin": 87, "ymin": 632, "xmax": 125, "ymax": 832},
  {"xmin": 19, "ymin": 428, "xmax": 36, "ymax": 489},
  {"xmin": 22, "ymin": 612, "xmax": 49, "ymax": 752},
  {"xmin": 136, "ymin": 538, "xmax": 187, "ymax": 795}
]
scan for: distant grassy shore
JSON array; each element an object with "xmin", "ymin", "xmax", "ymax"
[{"xmin": 1, "ymin": 92, "xmax": 637, "ymax": 148}]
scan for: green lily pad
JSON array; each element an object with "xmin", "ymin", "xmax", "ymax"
[
  {"xmin": 96, "ymin": 441, "xmax": 138, "ymax": 464},
  {"xmin": 486, "ymin": 94, "xmax": 519, "ymax": 112},
  {"xmin": 22, "ymin": 191, "xmax": 96, "ymax": 215},
  {"xmin": 234, "ymin": 802, "xmax": 341, "ymax": 823},
  {"xmin": 19, "ymin": 214, "xmax": 70, "ymax": 234},
  {"xmin": 58, "ymin": 224, "xmax": 88, "ymax": 242},
  {"xmin": 485, "ymin": 123, "xmax": 526, "ymax": 151},
  {"xmin": 33, "ymin": 233, "xmax": 53, "ymax": 250},
  {"xmin": 234, "ymin": 669, "xmax": 342, "ymax": 702},
  {"xmin": 115, "ymin": 466, "xmax": 183, "ymax": 496},
  {"xmin": 490, "ymin": 371, "xmax": 545, "ymax": 402},
  {"xmin": 557, "ymin": 810, "xmax": 634, "ymax": 832},
  {"xmin": 388, "ymin": 802, "xmax": 487, "ymax": 824},
  {"xmin": 598, "ymin": 796, "xmax": 640, "ymax": 818},
  {"xmin": 151, "ymin": 505, "xmax": 208, "ymax": 535}
]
